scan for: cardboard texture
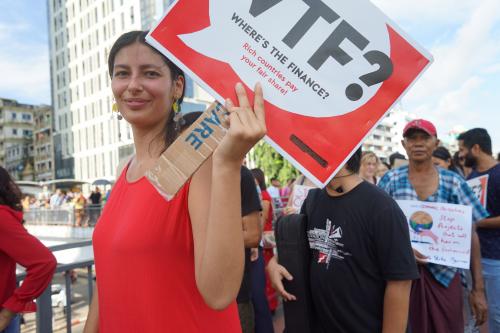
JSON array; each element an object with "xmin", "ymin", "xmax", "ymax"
[{"xmin": 146, "ymin": 102, "xmax": 226, "ymax": 200}]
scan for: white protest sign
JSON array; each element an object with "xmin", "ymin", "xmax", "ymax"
[
  {"xmin": 179, "ymin": 0, "xmax": 391, "ymax": 117},
  {"xmin": 147, "ymin": 0, "xmax": 432, "ymax": 187},
  {"xmin": 467, "ymin": 175, "xmax": 489, "ymax": 209},
  {"xmin": 397, "ymin": 200, "xmax": 472, "ymax": 269},
  {"xmin": 291, "ymin": 184, "xmax": 314, "ymax": 210}
]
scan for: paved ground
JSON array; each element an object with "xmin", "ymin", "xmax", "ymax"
[
  {"xmin": 19, "ymin": 273, "xmax": 484, "ymax": 333},
  {"xmin": 21, "ymin": 268, "xmax": 92, "ymax": 333}
]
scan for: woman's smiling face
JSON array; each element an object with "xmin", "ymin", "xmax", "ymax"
[{"xmin": 111, "ymin": 42, "xmax": 183, "ymax": 129}]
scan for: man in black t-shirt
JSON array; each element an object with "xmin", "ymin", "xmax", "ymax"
[
  {"xmin": 268, "ymin": 149, "xmax": 418, "ymax": 332},
  {"xmin": 237, "ymin": 165, "xmax": 263, "ymax": 333}
]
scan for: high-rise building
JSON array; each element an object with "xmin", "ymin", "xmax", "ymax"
[
  {"xmin": 139, "ymin": 0, "xmax": 214, "ymax": 112},
  {"xmin": 48, "ymin": 0, "xmax": 210, "ymax": 182}
]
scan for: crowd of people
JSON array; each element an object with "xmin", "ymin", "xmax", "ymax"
[
  {"xmin": 267, "ymin": 122, "xmax": 499, "ymax": 333},
  {"xmin": 19, "ymin": 187, "xmax": 110, "ymax": 227},
  {"xmin": 1, "ymin": 28, "xmax": 499, "ymax": 333}
]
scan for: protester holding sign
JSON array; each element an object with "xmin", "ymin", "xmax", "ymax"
[
  {"xmin": 268, "ymin": 149, "xmax": 418, "ymax": 332},
  {"xmin": 83, "ymin": 31, "xmax": 266, "ymax": 333},
  {"xmin": 458, "ymin": 128, "xmax": 500, "ymax": 332},
  {"xmin": 378, "ymin": 119, "xmax": 489, "ymax": 333}
]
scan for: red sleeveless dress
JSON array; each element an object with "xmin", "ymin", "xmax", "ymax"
[{"xmin": 93, "ymin": 167, "xmax": 241, "ymax": 332}]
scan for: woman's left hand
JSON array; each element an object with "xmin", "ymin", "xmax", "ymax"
[{"xmin": 214, "ymin": 82, "xmax": 266, "ymax": 164}]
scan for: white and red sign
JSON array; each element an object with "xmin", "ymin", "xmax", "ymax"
[
  {"xmin": 290, "ymin": 184, "xmax": 314, "ymax": 210},
  {"xmin": 467, "ymin": 175, "xmax": 489, "ymax": 209},
  {"xmin": 147, "ymin": 0, "xmax": 432, "ymax": 186},
  {"xmin": 397, "ymin": 200, "xmax": 473, "ymax": 270}
]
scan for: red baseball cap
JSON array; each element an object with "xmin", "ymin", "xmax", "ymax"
[{"xmin": 403, "ymin": 119, "xmax": 437, "ymax": 137}]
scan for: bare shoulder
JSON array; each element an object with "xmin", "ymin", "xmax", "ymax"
[{"xmin": 115, "ymin": 154, "xmax": 133, "ymax": 180}]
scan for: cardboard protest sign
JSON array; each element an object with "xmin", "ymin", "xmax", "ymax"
[
  {"xmin": 147, "ymin": 0, "xmax": 432, "ymax": 188},
  {"xmin": 467, "ymin": 175, "xmax": 489, "ymax": 209},
  {"xmin": 146, "ymin": 102, "xmax": 226, "ymax": 199},
  {"xmin": 397, "ymin": 200, "xmax": 472, "ymax": 269}
]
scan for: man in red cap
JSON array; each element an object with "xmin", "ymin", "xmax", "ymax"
[{"xmin": 378, "ymin": 119, "xmax": 489, "ymax": 333}]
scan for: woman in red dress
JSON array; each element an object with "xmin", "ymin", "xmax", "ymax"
[
  {"xmin": 0, "ymin": 166, "xmax": 57, "ymax": 332},
  {"xmin": 83, "ymin": 31, "xmax": 266, "ymax": 333}
]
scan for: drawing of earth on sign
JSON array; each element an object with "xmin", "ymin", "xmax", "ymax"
[
  {"xmin": 179, "ymin": 0, "xmax": 392, "ymax": 118},
  {"xmin": 409, "ymin": 211, "xmax": 438, "ymax": 244}
]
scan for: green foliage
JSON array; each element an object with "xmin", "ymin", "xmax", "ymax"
[{"xmin": 249, "ymin": 141, "xmax": 300, "ymax": 185}]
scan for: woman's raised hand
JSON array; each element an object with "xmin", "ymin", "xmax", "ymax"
[{"xmin": 214, "ymin": 82, "xmax": 266, "ymax": 164}]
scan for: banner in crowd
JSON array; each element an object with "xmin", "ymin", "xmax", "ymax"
[
  {"xmin": 467, "ymin": 175, "xmax": 489, "ymax": 208},
  {"xmin": 396, "ymin": 200, "xmax": 472, "ymax": 269},
  {"xmin": 290, "ymin": 184, "xmax": 314, "ymax": 210},
  {"xmin": 147, "ymin": 0, "xmax": 432, "ymax": 190}
]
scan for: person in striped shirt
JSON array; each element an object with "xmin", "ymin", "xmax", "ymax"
[{"xmin": 378, "ymin": 119, "xmax": 489, "ymax": 333}]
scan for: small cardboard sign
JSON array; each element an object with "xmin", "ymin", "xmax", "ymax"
[
  {"xmin": 396, "ymin": 200, "xmax": 472, "ymax": 269},
  {"xmin": 467, "ymin": 175, "xmax": 489, "ymax": 209},
  {"xmin": 147, "ymin": 0, "xmax": 432, "ymax": 187},
  {"xmin": 146, "ymin": 102, "xmax": 226, "ymax": 199}
]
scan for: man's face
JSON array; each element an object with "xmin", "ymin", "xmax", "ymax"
[
  {"xmin": 271, "ymin": 179, "xmax": 281, "ymax": 187},
  {"xmin": 402, "ymin": 130, "xmax": 439, "ymax": 163},
  {"xmin": 327, "ymin": 165, "xmax": 349, "ymax": 189},
  {"xmin": 458, "ymin": 140, "xmax": 477, "ymax": 168}
]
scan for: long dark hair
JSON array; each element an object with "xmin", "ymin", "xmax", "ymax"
[
  {"xmin": 433, "ymin": 146, "xmax": 461, "ymax": 174},
  {"xmin": 251, "ymin": 168, "xmax": 267, "ymax": 191},
  {"xmin": 108, "ymin": 30, "xmax": 186, "ymax": 150},
  {"xmin": 0, "ymin": 166, "xmax": 23, "ymax": 211}
]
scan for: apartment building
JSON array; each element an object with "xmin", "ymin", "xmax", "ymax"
[{"xmin": 0, "ymin": 98, "xmax": 35, "ymax": 180}]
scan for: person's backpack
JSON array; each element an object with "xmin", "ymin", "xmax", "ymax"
[{"xmin": 274, "ymin": 189, "xmax": 320, "ymax": 333}]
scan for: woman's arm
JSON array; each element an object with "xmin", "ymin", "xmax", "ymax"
[
  {"xmin": 469, "ymin": 226, "xmax": 487, "ymax": 326},
  {"xmin": 83, "ymin": 284, "xmax": 99, "ymax": 333},
  {"xmin": 261, "ymin": 200, "xmax": 271, "ymax": 226},
  {"xmin": 243, "ymin": 211, "xmax": 262, "ymax": 248},
  {"xmin": 0, "ymin": 211, "xmax": 57, "ymax": 313},
  {"xmin": 189, "ymin": 83, "xmax": 266, "ymax": 310}
]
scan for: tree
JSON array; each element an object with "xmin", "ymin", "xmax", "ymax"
[{"xmin": 249, "ymin": 141, "xmax": 300, "ymax": 185}]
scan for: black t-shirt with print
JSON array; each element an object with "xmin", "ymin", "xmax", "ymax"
[
  {"xmin": 301, "ymin": 181, "xmax": 418, "ymax": 333},
  {"xmin": 237, "ymin": 166, "xmax": 262, "ymax": 304}
]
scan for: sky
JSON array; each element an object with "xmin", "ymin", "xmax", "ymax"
[{"xmin": 0, "ymin": 0, "xmax": 499, "ymax": 153}]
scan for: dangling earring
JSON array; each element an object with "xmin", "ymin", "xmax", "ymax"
[
  {"xmin": 172, "ymin": 98, "xmax": 182, "ymax": 123},
  {"xmin": 112, "ymin": 102, "xmax": 123, "ymax": 120}
]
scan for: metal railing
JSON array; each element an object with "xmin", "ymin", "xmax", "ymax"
[
  {"xmin": 16, "ymin": 240, "xmax": 94, "ymax": 333},
  {"xmin": 23, "ymin": 206, "xmax": 102, "ymax": 227}
]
